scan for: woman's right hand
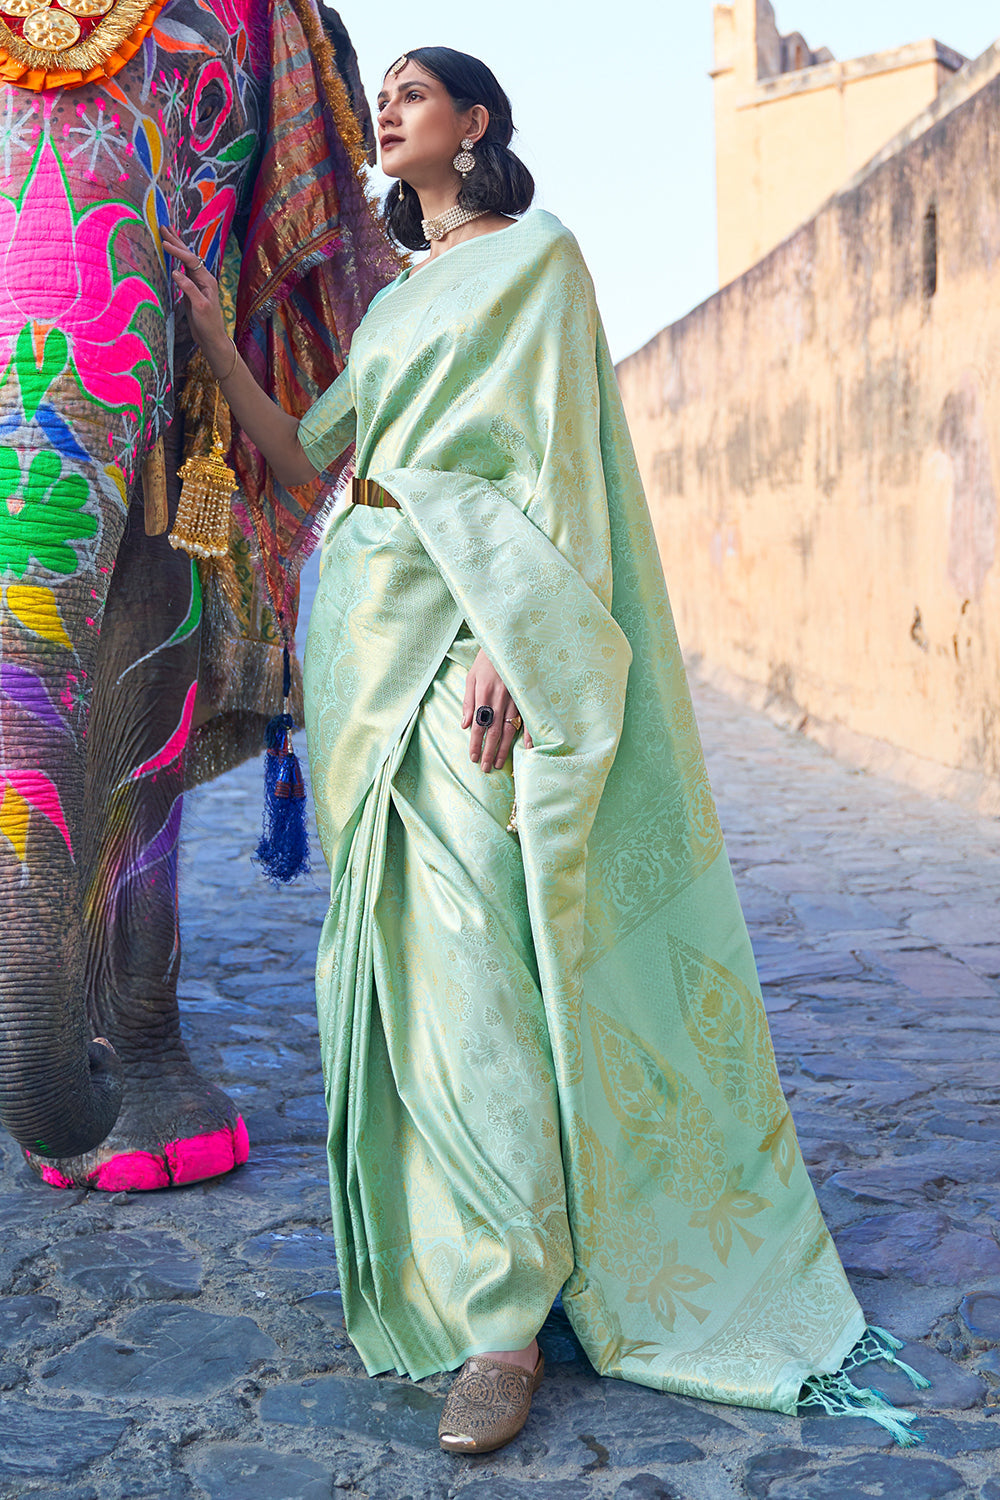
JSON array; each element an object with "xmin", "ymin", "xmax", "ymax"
[
  {"xmin": 159, "ymin": 226, "xmax": 317, "ymax": 489},
  {"xmin": 161, "ymin": 226, "xmax": 231, "ymax": 374}
]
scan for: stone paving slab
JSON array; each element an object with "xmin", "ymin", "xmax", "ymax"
[{"xmin": 2, "ymin": 602, "xmax": 1000, "ymax": 1496}]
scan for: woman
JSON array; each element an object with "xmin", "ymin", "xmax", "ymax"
[{"xmin": 163, "ymin": 47, "xmax": 924, "ymax": 1455}]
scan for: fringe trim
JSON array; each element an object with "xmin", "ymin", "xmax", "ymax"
[
  {"xmin": 286, "ymin": 0, "xmax": 406, "ymax": 260},
  {"xmin": 287, "ymin": 0, "xmax": 370, "ymax": 176},
  {"xmin": 230, "ymin": 458, "xmax": 352, "ymax": 615},
  {"xmin": 242, "ymin": 236, "xmax": 344, "ymax": 330},
  {"xmin": 798, "ymin": 1325, "xmax": 930, "ymax": 1447}
]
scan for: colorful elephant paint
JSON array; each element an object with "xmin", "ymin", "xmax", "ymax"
[
  {"xmin": 0, "ymin": 0, "xmax": 399, "ymax": 1190},
  {"xmin": 0, "ymin": 127, "xmax": 162, "ymax": 422}
]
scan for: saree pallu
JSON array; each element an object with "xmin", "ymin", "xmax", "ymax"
[{"xmin": 301, "ymin": 211, "xmax": 870, "ymax": 1413}]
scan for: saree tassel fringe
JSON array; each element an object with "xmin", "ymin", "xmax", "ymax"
[
  {"xmin": 254, "ymin": 647, "xmax": 310, "ymax": 886},
  {"xmin": 798, "ymin": 1325, "xmax": 930, "ymax": 1446}
]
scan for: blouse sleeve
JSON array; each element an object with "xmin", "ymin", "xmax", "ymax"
[{"xmin": 297, "ymin": 362, "xmax": 356, "ymax": 474}]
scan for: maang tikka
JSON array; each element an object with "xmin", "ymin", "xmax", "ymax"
[{"xmin": 453, "ymin": 137, "xmax": 476, "ymax": 177}]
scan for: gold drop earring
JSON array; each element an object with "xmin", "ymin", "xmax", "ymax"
[{"xmin": 452, "ymin": 138, "xmax": 476, "ymax": 178}]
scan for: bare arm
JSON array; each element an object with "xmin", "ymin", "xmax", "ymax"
[{"xmin": 161, "ymin": 226, "xmax": 318, "ymax": 489}]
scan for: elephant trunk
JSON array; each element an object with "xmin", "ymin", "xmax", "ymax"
[
  {"xmin": 0, "ymin": 1036, "xmax": 123, "ymax": 1160},
  {"xmin": 0, "ymin": 396, "xmax": 136, "ymax": 1161},
  {"xmin": 0, "ymin": 695, "xmax": 127, "ymax": 1160}
]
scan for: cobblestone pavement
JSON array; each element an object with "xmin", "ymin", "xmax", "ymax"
[{"xmin": 2, "ymin": 593, "xmax": 1000, "ymax": 1496}]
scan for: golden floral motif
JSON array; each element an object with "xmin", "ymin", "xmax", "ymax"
[
  {"xmin": 688, "ymin": 1164, "xmax": 773, "ymax": 1266},
  {"xmin": 565, "ymin": 1287, "xmax": 662, "ymax": 1373},
  {"xmin": 669, "ymin": 935, "xmax": 788, "ymax": 1138},
  {"xmin": 588, "ymin": 1004, "xmax": 727, "ymax": 1207},
  {"xmin": 627, "ymin": 1241, "xmax": 714, "ymax": 1331},
  {"xmin": 567, "ymin": 1118, "xmax": 716, "ymax": 1343},
  {"xmin": 759, "ymin": 1109, "xmax": 799, "ymax": 1189}
]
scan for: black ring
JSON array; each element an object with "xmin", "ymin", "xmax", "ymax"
[{"xmin": 474, "ymin": 705, "xmax": 495, "ymax": 729}]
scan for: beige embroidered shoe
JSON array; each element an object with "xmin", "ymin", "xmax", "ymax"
[{"xmin": 438, "ymin": 1351, "xmax": 545, "ymax": 1454}]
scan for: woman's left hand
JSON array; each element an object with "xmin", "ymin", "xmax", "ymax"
[{"xmin": 462, "ymin": 649, "xmax": 532, "ymax": 772}]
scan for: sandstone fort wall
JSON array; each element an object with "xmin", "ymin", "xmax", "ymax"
[
  {"xmin": 618, "ymin": 50, "xmax": 1000, "ymax": 812},
  {"xmin": 712, "ymin": 0, "xmax": 963, "ymax": 283}
]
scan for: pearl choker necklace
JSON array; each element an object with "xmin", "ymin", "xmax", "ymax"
[{"xmin": 421, "ymin": 204, "xmax": 490, "ymax": 242}]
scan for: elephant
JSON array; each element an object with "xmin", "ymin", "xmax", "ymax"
[{"xmin": 0, "ymin": 0, "xmax": 398, "ymax": 1188}]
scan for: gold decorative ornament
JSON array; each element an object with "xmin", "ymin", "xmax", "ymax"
[
  {"xmin": 59, "ymin": 0, "xmax": 115, "ymax": 15},
  {"xmin": 170, "ymin": 389, "xmax": 237, "ymax": 560},
  {"xmin": 0, "ymin": 0, "xmax": 167, "ymax": 90},
  {"xmin": 214, "ymin": 336, "xmax": 239, "ymax": 382},
  {"xmin": 2, "ymin": 0, "xmax": 46, "ymax": 17},
  {"xmin": 390, "ymin": 53, "xmax": 407, "ymax": 76},
  {"xmin": 23, "ymin": 8, "xmax": 81, "ymax": 48},
  {"xmin": 351, "ymin": 477, "xmax": 398, "ymax": 508},
  {"xmin": 452, "ymin": 137, "xmax": 476, "ymax": 178},
  {"xmin": 506, "ymin": 795, "xmax": 519, "ymax": 837}
]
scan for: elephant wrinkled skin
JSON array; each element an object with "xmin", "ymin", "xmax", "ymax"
[{"xmin": 0, "ymin": 0, "xmax": 391, "ymax": 1188}]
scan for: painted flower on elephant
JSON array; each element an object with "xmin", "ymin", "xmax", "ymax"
[
  {"xmin": 0, "ymin": 448, "xmax": 97, "ymax": 578},
  {"xmin": 0, "ymin": 134, "xmax": 161, "ymax": 415}
]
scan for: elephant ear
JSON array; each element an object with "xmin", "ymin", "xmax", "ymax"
[{"xmin": 232, "ymin": 0, "xmax": 401, "ymax": 640}]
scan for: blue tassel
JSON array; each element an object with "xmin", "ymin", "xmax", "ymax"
[{"xmin": 254, "ymin": 646, "xmax": 310, "ymax": 886}]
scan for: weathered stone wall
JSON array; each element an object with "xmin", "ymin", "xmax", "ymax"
[
  {"xmin": 712, "ymin": 0, "xmax": 964, "ymax": 284},
  {"xmin": 619, "ymin": 57, "xmax": 1000, "ymax": 811}
]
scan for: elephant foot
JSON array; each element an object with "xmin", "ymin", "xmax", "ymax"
[{"xmin": 24, "ymin": 1070, "xmax": 249, "ymax": 1191}]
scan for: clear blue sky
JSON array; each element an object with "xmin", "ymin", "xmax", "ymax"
[{"xmin": 340, "ymin": 4, "xmax": 999, "ymax": 361}]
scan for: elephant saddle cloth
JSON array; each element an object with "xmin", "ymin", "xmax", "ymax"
[{"xmin": 0, "ymin": 0, "xmax": 167, "ymax": 91}]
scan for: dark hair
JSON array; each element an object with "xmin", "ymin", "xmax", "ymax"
[{"xmin": 381, "ymin": 47, "xmax": 535, "ymax": 252}]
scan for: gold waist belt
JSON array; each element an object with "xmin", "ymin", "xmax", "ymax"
[{"xmin": 351, "ymin": 477, "xmax": 399, "ymax": 509}]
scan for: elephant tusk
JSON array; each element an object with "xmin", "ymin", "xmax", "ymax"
[{"xmin": 142, "ymin": 435, "xmax": 169, "ymax": 535}]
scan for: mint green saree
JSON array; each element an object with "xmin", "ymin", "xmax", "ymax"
[{"xmin": 298, "ymin": 211, "xmax": 917, "ymax": 1430}]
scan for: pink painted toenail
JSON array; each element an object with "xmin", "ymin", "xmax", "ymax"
[
  {"xmin": 165, "ymin": 1118, "xmax": 249, "ymax": 1186},
  {"xmin": 39, "ymin": 1165, "xmax": 74, "ymax": 1188},
  {"xmin": 91, "ymin": 1153, "xmax": 171, "ymax": 1192}
]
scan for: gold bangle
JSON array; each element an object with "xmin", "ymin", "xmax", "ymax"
[{"xmin": 212, "ymin": 337, "xmax": 238, "ymax": 382}]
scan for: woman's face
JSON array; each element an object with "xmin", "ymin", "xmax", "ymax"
[{"xmin": 376, "ymin": 60, "xmax": 484, "ymax": 189}]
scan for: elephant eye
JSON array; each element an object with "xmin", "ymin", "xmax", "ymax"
[
  {"xmin": 189, "ymin": 62, "xmax": 235, "ymax": 151},
  {"xmin": 195, "ymin": 79, "xmax": 227, "ymax": 126}
]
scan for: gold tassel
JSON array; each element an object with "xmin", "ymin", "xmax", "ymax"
[
  {"xmin": 506, "ymin": 795, "xmax": 519, "ymax": 837},
  {"xmin": 169, "ymin": 388, "xmax": 235, "ymax": 560}
]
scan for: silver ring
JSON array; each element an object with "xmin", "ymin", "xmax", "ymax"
[
  {"xmin": 193, "ymin": 256, "xmax": 204, "ymax": 268},
  {"xmin": 474, "ymin": 705, "xmax": 495, "ymax": 729}
]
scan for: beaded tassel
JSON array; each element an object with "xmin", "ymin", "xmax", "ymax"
[{"xmin": 169, "ymin": 388, "xmax": 236, "ymax": 560}]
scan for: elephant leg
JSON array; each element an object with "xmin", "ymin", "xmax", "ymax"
[{"xmin": 25, "ymin": 506, "xmax": 248, "ymax": 1191}]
